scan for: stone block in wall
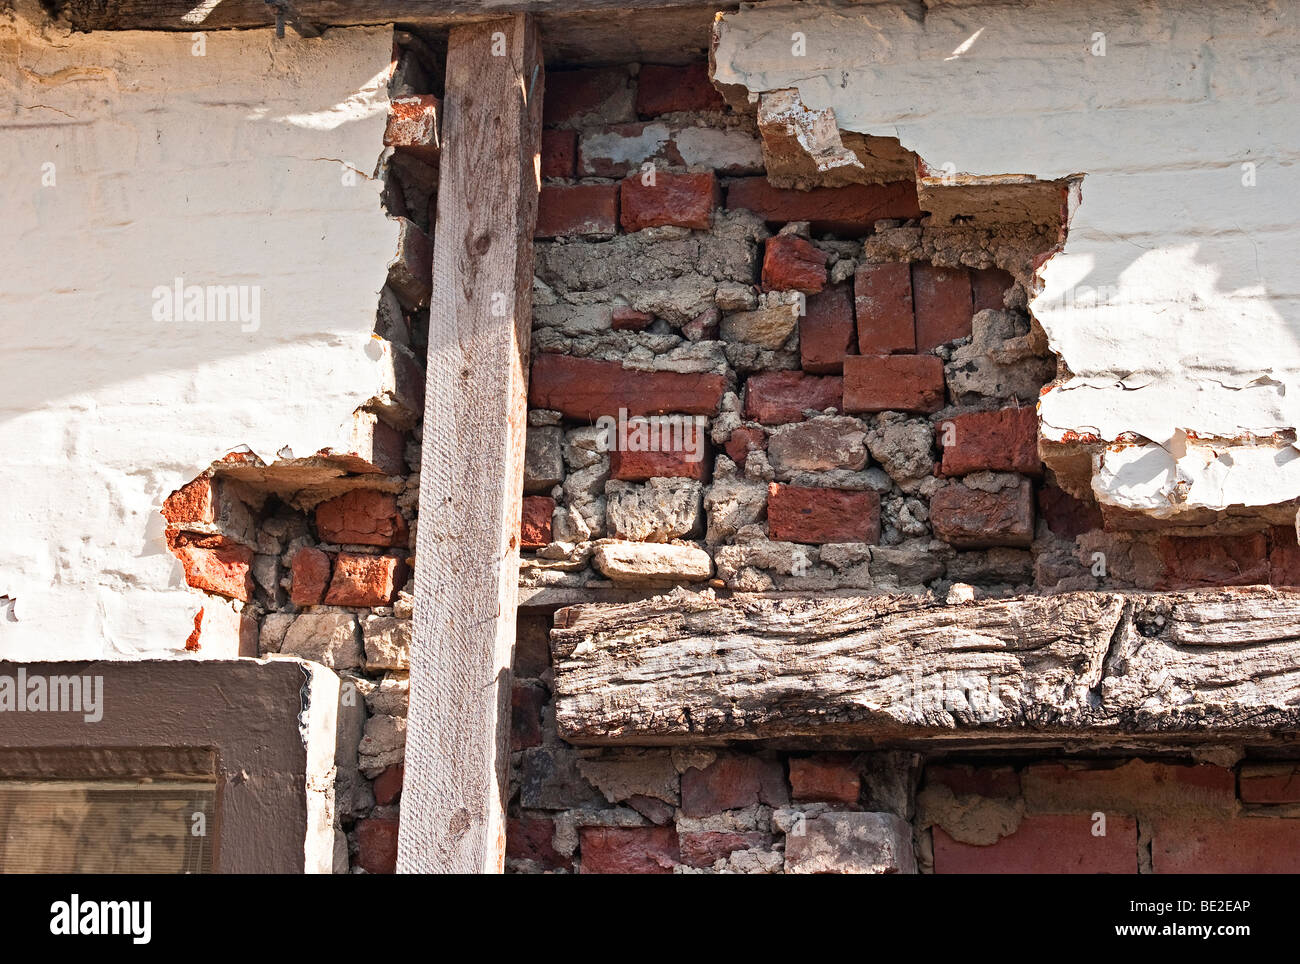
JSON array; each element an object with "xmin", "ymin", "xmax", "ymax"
[
  {"xmin": 930, "ymin": 478, "xmax": 1034, "ymax": 549},
  {"xmin": 719, "ymin": 294, "xmax": 801, "ymax": 349},
  {"xmin": 315, "ymin": 490, "xmax": 408, "ymax": 547},
  {"xmin": 726, "ymin": 177, "xmax": 922, "ymax": 234},
  {"xmin": 259, "ymin": 611, "xmax": 293, "ymax": 654},
  {"xmin": 620, "ymin": 171, "xmax": 718, "ymax": 232},
  {"xmin": 279, "ymin": 612, "xmax": 362, "ymax": 669},
  {"xmin": 530, "ymin": 354, "xmax": 726, "ymax": 420},
  {"xmin": 520, "ymin": 746, "xmax": 606, "ymax": 810},
  {"xmin": 843, "ymin": 354, "xmax": 945, "ymax": 414},
  {"xmin": 785, "ymin": 812, "xmax": 917, "ymax": 874},
  {"xmin": 912, "ymin": 262, "xmax": 973, "ymax": 350},
  {"xmin": 591, "ymin": 540, "xmax": 712, "ymax": 585},
  {"xmin": 767, "ymin": 483, "xmax": 881, "ymax": 545},
  {"xmin": 543, "ymin": 66, "xmax": 636, "ymax": 129},
  {"xmin": 535, "ymin": 183, "xmax": 619, "ymax": 238},
  {"xmin": 767, "ymin": 415, "xmax": 868, "ymax": 476},
  {"xmin": 636, "ymin": 63, "xmax": 725, "ymax": 115},
  {"xmin": 387, "ymin": 217, "xmax": 433, "ymax": 310},
  {"xmin": 761, "ymin": 235, "xmax": 827, "ymax": 293},
  {"xmin": 800, "ymin": 283, "xmax": 855, "ymax": 373},
  {"xmin": 938, "ymin": 406, "xmax": 1040, "ymax": 476},
  {"xmin": 855, "ymin": 261, "xmax": 915, "ymax": 355},
  {"xmin": 606, "ymin": 479, "xmax": 703, "ymax": 542},
  {"xmin": 743, "ymin": 370, "xmax": 843, "ymax": 424},
  {"xmin": 524, "ymin": 425, "xmax": 565, "ymax": 493},
  {"xmin": 359, "ymin": 713, "xmax": 407, "ymax": 777},
  {"xmin": 511, "ymin": 681, "xmax": 547, "ymax": 750},
  {"xmin": 362, "ymin": 614, "xmax": 411, "ymax": 671},
  {"xmin": 324, "ymin": 552, "xmax": 409, "ymax": 607}
]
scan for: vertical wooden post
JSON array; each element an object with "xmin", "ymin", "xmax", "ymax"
[{"xmin": 397, "ymin": 14, "xmax": 543, "ymax": 874}]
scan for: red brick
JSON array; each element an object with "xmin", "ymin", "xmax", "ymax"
[
  {"xmin": 761, "ymin": 235, "xmax": 827, "ymax": 293},
  {"xmin": 790, "ymin": 754, "xmax": 860, "ymax": 804},
  {"xmin": 726, "ymin": 177, "xmax": 922, "ymax": 234},
  {"xmin": 161, "ymin": 476, "xmax": 219, "ymax": 527},
  {"xmin": 743, "ymin": 370, "xmax": 843, "ymax": 425},
  {"xmin": 1240, "ymin": 764, "xmax": 1300, "ymax": 804},
  {"xmin": 529, "ymin": 354, "xmax": 726, "ymax": 420},
  {"xmin": 1153, "ymin": 817, "xmax": 1300, "ymax": 873},
  {"xmin": 681, "ymin": 754, "xmax": 789, "ymax": 817},
  {"xmin": 382, "ymin": 94, "xmax": 440, "ymax": 164},
  {"xmin": 854, "ymin": 262, "xmax": 915, "ymax": 355},
  {"xmin": 508, "ymin": 815, "xmax": 569, "ymax": 870},
  {"xmin": 324, "ymin": 552, "xmax": 408, "ymax": 607},
  {"xmin": 1269, "ymin": 526, "xmax": 1300, "ymax": 587},
  {"xmin": 912, "ymin": 262, "xmax": 973, "ymax": 350},
  {"xmin": 373, "ymin": 764, "xmax": 404, "ymax": 806},
  {"xmin": 611, "ymin": 306, "xmax": 654, "ymax": 330},
  {"xmin": 933, "ymin": 814, "xmax": 1138, "ymax": 874},
  {"xmin": 521, "ymin": 496, "xmax": 554, "ymax": 549},
  {"xmin": 636, "ymin": 62, "xmax": 725, "ymax": 116},
  {"xmin": 355, "ymin": 816, "xmax": 399, "ymax": 874},
  {"xmin": 939, "ymin": 407, "xmax": 1040, "ymax": 476},
  {"xmin": 1157, "ymin": 534, "xmax": 1269, "ymax": 589},
  {"xmin": 971, "ymin": 266, "xmax": 1014, "ymax": 312},
  {"xmin": 925, "ymin": 764, "xmax": 1021, "ymax": 799},
  {"xmin": 682, "ymin": 306, "xmax": 719, "ymax": 341},
  {"xmin": 315, "ymin": 490, "xmax": 408, "ymax": 548},
  {"xmin": 608, "ymin": 421, "xmax": 711, "ymax": 481},
  {"xmin": 1022, "ymin": 761, "xmax": 1236, "ymax": 814},
  {"xmin": 724, "ymin": 426, "xmax": 766, "ymax": 467},
  {"xmin": 620, "ymin": 170, "xmax": 717, "ymax": 231},
  {"xmin": 1037, "ymin": 483, "xmax": 1104, "ymax": 538},
  {"xmin": 767, "ymin": 484, "xmax": 881, "ymax": 545},
  {"xmin": 580, "ymin": 826, "xmax": 679, "ymax": 874},
  {"xmin": 536, "ymin": 183, "xmax": 619, "ymax": 238},
  {"xmin": 290, "ymin": 547, "xmax": 332, "ymax": 606},
  {"xmin": 800, "ymin": 283, "xmax": 855, "ymax": 374},
  {"xmin": 930, "ymin": 479, "xmax": 1034, "ymax": 548},
  {"xmin": 543, "ymin": 67, "xmax": 633, "ymax": 128},
  {"xmin": 166, "ymin": 532, "xmax": 253, "ymax": 601},
  {"xmin": 678, "ymin": 831, "xmax": 770, "ymax": 868},
  {"xmin": 842, "ymin": 354, "xmax": 945, "ymax": 414},
  {"xmin": 540, "ymin": 128, "xmax": 577, "ymax": 178},
  {"xmin": 511, "ymin": 681, "xmax": 546, "ymax": 750}
]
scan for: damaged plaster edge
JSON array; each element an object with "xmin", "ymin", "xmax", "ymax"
[{"xmin": 297, "ymin": 658, "xmax": 342, "ymax": 874}]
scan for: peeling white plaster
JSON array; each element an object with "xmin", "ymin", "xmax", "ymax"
[
  {"xmin": 714, "ymin": 0, "xmax": 1300, "ymax": 516},
  {"xmin": 0, "ymin": 14, "xmax": 397, "ymax": 659}
]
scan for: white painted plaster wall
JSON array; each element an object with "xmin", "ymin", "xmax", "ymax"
[
  {"xmin": 714, "ymin": 0, "xmax": 1300, "ymax": 517},
  {"xmin": 0, "ymin": 13, "xmax": 397, "ymax": 658}
]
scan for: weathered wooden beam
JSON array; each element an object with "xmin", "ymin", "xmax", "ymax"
[
  {"xmin": 552, "ymin": 587, "xmax": 1300, "ymax": 747},
  {"xmin": 54, "ymin": 0, "xmax": 714, "ymax": 31},
  {"xmin": 397, "ymin": 14, "xmax": 542, "ymax": 875}
]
